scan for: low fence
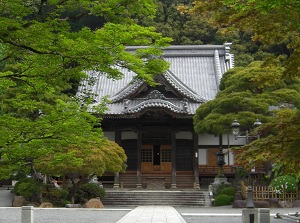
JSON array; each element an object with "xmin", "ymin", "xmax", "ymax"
[{"xmin": 241, "ymin": 181, "xmax": 300, "ymax": 203}]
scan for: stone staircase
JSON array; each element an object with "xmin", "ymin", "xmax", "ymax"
[
  {"xmin": 101, "ymin": 189, "xmax": 209, "ymax": 206},
  {"xmin": 118, "ymin": 171, "xmax": 196, "ymax": 189}
]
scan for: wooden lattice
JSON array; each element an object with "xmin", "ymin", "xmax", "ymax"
[{"xmin": 241, "ymin": 181, "xmax": 300, "ymax": 202}]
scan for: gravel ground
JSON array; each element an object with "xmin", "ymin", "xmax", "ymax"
[
  {"xmin": 176, "ymin": 206, "xmax": 300, "ymax": 223},
  {"xmin": 2, "ymin": 189, "xmax": 300, "ymax": 223},
  {"xmin": 0, "ymin": 189, "xmax": 14, "ymax": 207},
  {"xmin": 0, "ymin": 207, "xmax": 132, "ymax": 223},
  {"xmin": 0, "ymin": 189, "xmax": 132, "ymax": 223},
  {"xmin": 1, "ymin": 206, "xmax": 299, "ymax": 223}
]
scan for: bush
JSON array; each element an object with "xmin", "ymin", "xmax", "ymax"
[
  {"xmin": 215, "ymin": 183, "xmax": 233, "ymax": 196},
  {"xmin": 14, "ymin": 178, "xmax": 41, "ymax": 201},
  {"xmin": 74, "ymin": 183, "xmax": 105, "ymax": 204},
  {"xmin": 214, "ymin": 194, "xmax": 233, "ymax": 206},
  {"xmin": 42, "ymin": 185, "xmax": 69, "ymax": 206},
  {"xmin": 270, "ymin": 175, "xmax": 297, "ymax": 193},
  {"xmin": 220, "ymin": 187, "xmax": 236, "ymax": 197}
]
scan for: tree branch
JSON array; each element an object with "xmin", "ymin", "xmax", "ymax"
[{"xmin": 2, "ymin": 39, "xmax": 53, "ymax": 55}]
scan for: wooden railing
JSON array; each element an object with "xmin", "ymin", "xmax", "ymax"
[
  {"xmin": 241, "ymin": 181, "xmax": 300, "ymax": 202},
  {"xmin": 198, "ymin": 165, "xmax": 235, "ymax": 176}
]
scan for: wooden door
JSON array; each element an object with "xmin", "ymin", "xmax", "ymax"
[
  {"xmin": 141, "ymin": 145, "xmax": 172, "ymax": 173},
  {"xmin": 141, "ymin": 145, "xmax": 153, "ymax": 173},
  {"xmin": 160, "ymin": 145, "xmax": 172, "ymax": 172}
]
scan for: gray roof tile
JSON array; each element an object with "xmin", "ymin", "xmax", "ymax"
[{"xmin": 77, "ymin": 45, "xmax": 234, "ymax": 117}]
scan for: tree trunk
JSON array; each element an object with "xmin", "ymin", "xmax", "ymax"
[{"xmin": 67, "ymin": 177, "xmax": 90, "ymax": 203}]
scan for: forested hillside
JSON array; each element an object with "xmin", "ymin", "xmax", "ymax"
[
  {"xmin": 150, "ymin": 0, "xmax": 290, "ymax": 67},
  {"xmin": 42, "ymin": 0, "xmax": 290, "ymax": 67}
]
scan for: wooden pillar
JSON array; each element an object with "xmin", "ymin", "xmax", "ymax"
[
  {"xmin": 136, "ymin": 126, "xmax": 142, "ymax": 188},
  {"xmin": 193, "ymin": 132, "xmax": 200, "ymax": 189},
  {"xmin": 171, "ymin": 127, "xmax": 177, "ymax": 189},
  {"xmin": 114, "ymin": 129, "xmax": 121, "ymax": 188}
]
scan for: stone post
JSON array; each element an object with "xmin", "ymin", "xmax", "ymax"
[
  {"xmin": 242, "ymin": 209, "xmax": 258, "ymax": 223},
  {"xmin": 21, "ymin": 206, "xmax": 34, "ymax": 223},
  {"xmin": 258, "ymin": 208, "xmax": 270, "ymax": 223},
  {"xmin": 242, "ymin": 208, "xmax": 270, "ymax": 223},
  {"xmin": 113, "ymin": 172, "xmax": 120, "ymax": 188}
]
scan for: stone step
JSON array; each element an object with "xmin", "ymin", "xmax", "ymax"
[
  {"xmin": 117, "ymin": 171, "xmax": 196, "ymax": 189},
  {"xmin": 101, "ymin": 190, "xmax": 209, "ymax": 206}
]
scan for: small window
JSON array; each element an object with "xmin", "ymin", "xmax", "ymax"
[
  {"xmin": 161, "ymin": 148, "xmax": 171, "ymax": 162},
  {"xmin": 141, "ymin": 148, "xmax": 152, "ymax": 162}
]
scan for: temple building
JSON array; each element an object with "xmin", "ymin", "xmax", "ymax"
[{"xmin": 78, "ymin": 44, "xmax": 245, "ymax": 189}]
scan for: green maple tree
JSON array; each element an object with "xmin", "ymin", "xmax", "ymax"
[
  {"xmin": 190, "ymin": 0, "xmax": 300, "ymax": 175},
  {"xmin": 193, "ymin": 60, "xmax": 300, "ymax": 173},
  {"xmin": 0, "ymin": 0, "xmax": 171, "ymax": 199}
]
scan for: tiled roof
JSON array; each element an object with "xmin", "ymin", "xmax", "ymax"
[{"xmin": 77, "ymin": 44, "xmax": 234, "ymax": 117}]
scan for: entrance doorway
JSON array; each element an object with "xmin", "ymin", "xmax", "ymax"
[{"xmin": 141, "ymin": 145, "xmax": 172, "ymax": 173}]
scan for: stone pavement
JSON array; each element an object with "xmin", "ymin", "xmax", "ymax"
[
  {"xmin": 0, "ymin": 189, "xmax": 187, "ymax": 223},
  {"xmin": 116, "ymin": 206, "xmax": 186, "ymax": 223},
  {"xmin": 0, "ymin": 188, "xmax": 14, "ymax": 207},
  {"xmin": 1, "ymin": 188, "xmax": 300, "ymax": 223}
]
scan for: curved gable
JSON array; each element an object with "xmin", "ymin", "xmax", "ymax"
[
  {"xmin": 78, "ymin": 44, "xmax": 234, "ymax": 117},
  {"xmin": 163, "ymin": 70, "xmax": 208, "ymax": 103}
]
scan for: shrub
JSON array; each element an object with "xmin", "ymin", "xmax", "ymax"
[
  {"xmin": 214, "ymin": 194, "xmax": 233, "ymax": 206},
  {"xmin": 14, "ymin": 178, "xmax": 41, "ymax": 201},
  {"xmin": 74, "ymin": 183, "xmax": 105, "ymax": 204},
  {"xmin": 270, "ymin": 175, "xmax": 297, "ymax": 193},
  {"xmin": 42, "ymin": 185, "xmax": 69, "ymax": 206},
  {"xmin": 215, "ymin": 183, "xmax": 232, "ymax": 196},
  {"xmin": 220, "ymin": 187, "xmax": 236, "ymax": 197},
  {"xmin": 236, "ymin": 167, "xmax": 247, "ymax": 178}
]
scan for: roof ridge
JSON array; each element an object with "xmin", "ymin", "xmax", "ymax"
[
  {"xmin": 109, "ymin": 70, "xmax": 209, "ymax": 103},
  {"xmin": 164, "ymin": 70, "xmax": 208, "ymax": 103},
  {"xmin": 123, "ymin": 98, "xmax": 190, "ymax": 115},
  {"xmin": 214, "ymin": 49, "xmax": 223, "ymax": 92},
  {"xmin": 110, "ymin": 78, "xmax": 144, "ymax": 102},
  {"xmin": 126, "ymin": 45, "xmax": 226, "ymax": 50}
]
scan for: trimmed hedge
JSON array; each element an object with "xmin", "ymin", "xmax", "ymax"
[
  {"xmin": 74, "ymin": 183, "xmax": 105, "ymax": 204},
  {"xmin": 220, "ymin": 187, "xmax": 236, "ymax": 197},
  {"xmin": 214, "ymin": 194, "xmax": 233, "ymax": 206}
]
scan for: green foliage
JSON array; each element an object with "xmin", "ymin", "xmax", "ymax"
[
  {"xmin": 193, "ymin": 57, "xmax": 300, "ymax": 173},
  {"xmin": 236, "ymin": 167, "xmax": 247, "ymax": 179},
  {"xmin": 0, "ymin": 0, "xmax": 172, "ymax": 181},
  {"xmin": 11, "ymin": 171, "xmax": 29, "ymax": 181},
  {"xmin": 42, "ymin": 185, "xmax": 69, "ymax": 206},
  {"xmin": 236, "ymin": 109, "xmax": 300, "ymax": 173},
  {"xmin": 190, "ymin": 0, "xmax": 300, "ymax": 77},
  {"xmin": 220, "ymin": 187, "xmax": 236, "ymax": 197},
  {"xmin": 74, "ymin": 183, "xmax": 105, "ymax": 204},
  {"xmin": 214, "ymin": 194, "xmax": 233, "ymax": 206},
  {"xmin": 14, "ymin": 178, "xmax": 41, "ymax": 201},
  {"xmin": 0, "ymin": 0, "xmax": 174, "ymax": 202},
  {"xmin": 215, "ymin": 183, "xmax": 233, "ymax": 196},
  {"xmin": 194, "ymin": 61, "xmax": 300, "ymax": 135},
  {"xmin": 270, "ymin": 175, "xmax": 297, "ymax": 193}
]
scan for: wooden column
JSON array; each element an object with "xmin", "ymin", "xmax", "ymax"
[
  {"xmin": 114, "ymin": 129, "xmax": 121, "ymax": 188},
  {"xmin": 136, "ymin": 126, "xmax": 142, "ymax": 188},
  {"xmin": 171, "ymin": 127, "xmax": 177, "ymax": 189},
  {"xmin": 193, "ymin": 132, "xmax": 200, "ymax": 189}
]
